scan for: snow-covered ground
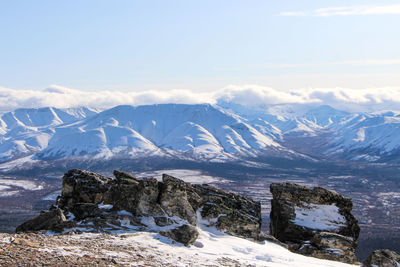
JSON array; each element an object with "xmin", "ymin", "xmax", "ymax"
[{"xmin": 35, "ymin": 226, "xmax": 358, "ymax": 267}]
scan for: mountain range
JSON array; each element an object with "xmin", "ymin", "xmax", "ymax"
[{"xmin": 0, "ymin": 102, "xmax": 399, "ymax": 170}]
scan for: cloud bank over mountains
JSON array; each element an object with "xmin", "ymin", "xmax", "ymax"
[{"xmin": 1, "ymin": 84, "xmax": 400, "ymax": 112}]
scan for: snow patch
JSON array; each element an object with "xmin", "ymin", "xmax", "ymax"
[{"xmin": 293, "ymin": 203, "xmax": 347, "ymax": 231}]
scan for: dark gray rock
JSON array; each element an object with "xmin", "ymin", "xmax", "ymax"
[
  {"xmin": 270, "ymin": 183, "xmax": 360, "ymax": 243},
  {"xmin": 15, "ymin": 208, "xmax": 75, "ymax": 233},
  {"xmin": 269, "ymin": 183, "xmax": 360, "ymax": 264},
  {"xmin": 363, "ymin": 249, "xmax": 400, "ymax": 267},
  {"xmin": 17, "ymin": 169, "xmax": 264, "ymax": 246},
  {"xmin": 194, "ymin": 184, "xmax": 262, "ymax": 239},
  {"xmin": 308, "ymin": 232, "xmax": 358, "ymax": 264},
  {"xmin": 159, "ymin": 174, "xmax": 198, "ymax": 225},
  {"xmin": 57, "ymin": 169, "xmax": 113, "ymax": 210},
  {"xmin": 70, "ymin": 203, "xmax": 102, "ymax": 220},
  {"xmin": 160, "ymin": 224, "xmax": 199, "ymax": 246},
  {"xmin": 113, "ymin": 170, "xmax": 140, "ymax": 183}
]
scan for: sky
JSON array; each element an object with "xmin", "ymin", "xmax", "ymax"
[{"xmin": 1, "ymin": 0, "xmax": 400, "ymax": 111}]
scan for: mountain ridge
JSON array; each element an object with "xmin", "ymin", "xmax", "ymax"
[{"xmin": 0, "ymin": 103, "xmax": 400, "ymax": 170}]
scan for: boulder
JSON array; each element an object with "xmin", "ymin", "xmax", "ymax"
[
  {"xmin": 270, "ymin": 183, "xmax": 360, "ymax": 243},
  {"xmin": 306, "ymin": 232, "xmax": 357, "ymax": 264},
  {"xmin": 112, "ymin": 177, "xmax": 163, "ymax": 217},
  {"xmin": 363, "ymin": 249, "xmax": 400, "ymax": 267},
  {"xmin": 269, "ymin": 183, "xmax": 360, "ymax": 264},
  {"xmin": 113, "ymin": 170, "xmax": 140, "ymax": 183},
  {"xmin": 15, "ymin": 207, "xmax": 75, "ymax": 233},
  {"xmin": 159, "ymin": 174, "xmax": 198, "ymax": 225},
  {"xmin": 194, "ymin": 184, "xmax": 262, "ymax": 239},
  {"xmin": 160, "ymin": 224, "xmax": 199, "ymax": 246},
  {"xmin": 57, "ymin": 169, "xmax": 113, "ymax": 210}
]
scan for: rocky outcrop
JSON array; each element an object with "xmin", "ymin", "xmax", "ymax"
[
  {"xmin": 16, "ymin": 206, "xmax": 76, "ymax": 233},
  {"xmin": 363, "ymin": 249, "xmax": 400, "ymax": 267},
  {"xmin": 270, "ymin": 183, "xmax": 360, "ymax": 264},
  {"xmin": 194, "ymin": 183, "xmax": 262, "ymax": 240},
  {"xmin": 16, "ymin": 169, "xmax": 263, "ymax": 246}
]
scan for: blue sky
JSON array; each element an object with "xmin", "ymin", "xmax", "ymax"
[{"xmin": 1, "ymin": 0, "xmax": 400, "ymax": 91}]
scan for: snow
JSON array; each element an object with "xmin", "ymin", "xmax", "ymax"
[
  {"xmin": 293, "ymin": 203, "xmax": 347, "ymax": 231},
  {"xmin": 0, "ymin": 103, "xmax": 399, "ymax": 165},
  {"xmin": 41, "ymin": 207, "xmax": 356, "ymax": 266},
  {"xmin": 98, "ymin": 203, "xmax": 113, "ymax": 210},
  {"xmin": 56, "ymin": 226, "xmax": 357, "ymax": 267}
]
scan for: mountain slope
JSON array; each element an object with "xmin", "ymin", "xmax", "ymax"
[
  {"xmin": 1, "ymin": 103, "xmax": 400, "ymax": 167},
  {"xmin": 35, "ymin": 104, "xmax": 282, "ymax": 161}
]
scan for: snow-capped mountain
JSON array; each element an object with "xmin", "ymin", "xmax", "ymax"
[
  {"xmin": 0, "ymin": 107, "xmax": 99, "ymax": 162},
  {"xmin": 0, "ymin": 102, "xmax": 400, "ymax": 168},
  {"xmin": 0, "ymin": 104, "xmax": 282, "ymax": 164}
]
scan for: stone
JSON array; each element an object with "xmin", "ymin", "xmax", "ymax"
[
  {"xmin": 194, "ymin": 184, "xmax": 262, "ymax": 239},
  {"xmin": 159, "ymin": 224, "xmax": 199, "ymax": 246},
  {"xmin": 70, "ymin": 203, "xmax": 102, "ymax": 220},
  {"xmin": 15, "ymin": 208, "xmax": 75, "ymax": 233},
  {"xmin": 270, "ymin": 183, "xmax": 360, "ymax": 243},
  {"xmin": 57, "ymin": 169, "xmax": 113, "ymax": 210},
  {"xmin": 112, "ymin": 177, "xmax": 163, "ymax": 217},
  {"xmin": 269, "ymin": 183, "xmax": 360, "ymax": 264},
  {"xmin": 113, "ymin": 170, "xmax": 140, "ymax": 183},
  {"xmin": 159, "ymin": 174, "xmax": 198, "ymax": 225},
  {"xmin": 363, "ymin": 249, "xmax": 400, "ymax": 267},
  {"xmin": 308, "ymin": 232, "xmax": 358, "ymax": 264}
]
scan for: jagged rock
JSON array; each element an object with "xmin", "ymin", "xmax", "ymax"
[
  {"xmin": 307, "ymin": 232, "xmax": 358, "ymax": 264},
  {"xmin": 363, "ymin": 249, "xmax": 400, "ymax": 267},
  {"xmin": 194, "ymin": 184, "xmax": 262, "ymax": 239},
  {"xmin": 16, "ymin": 208, "xmax": 75, "ymax": 233},
  {"xmin": 160, "ymin": 224, "xmax": 199, "ymax": 245},
  {"xmin": 159, "ymin": 174, "xmax": 198, "ymax": 225},
  {"xmin": 113, "ymin": 177, "xmax": 163, "ymax": 217},
  {"xmin": 113, "ymin": 170, "xmax": 140, "ymax": 183},
  {"xmin": 70, "ymin": 203, "xmax": 102, "ymax": 220},
  {"xmin": 16, "ymin": 169, "xmax": 263, "ymax": 246},
  {"xmin": 270, "ymin": 183, "xmax": 360, "ymax": 243},
  {"xmin": 269, "ymin": 183, "xmax": 360, "ymax": 264},
  {"xmin": 57, "ymin": 169, "xmax": 113, "ymax": 210}
]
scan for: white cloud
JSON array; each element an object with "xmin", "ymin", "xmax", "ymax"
[
  {"xmin": 281, "ymin": 4, "xmax": 400, "ymax": 17},
  {"xmin": 1, "ymin": 84, "xmax": 400, "ymax": 113},
  {"xmin": 261, "ymin": 59, "xmax": 400, "ymax": 68}
]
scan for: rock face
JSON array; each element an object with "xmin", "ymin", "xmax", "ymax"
[
  {"xmin": 16, "ymin": 169, "xmax": 263, "ymax": 246},
  {"xmin": 269, "ymin": 183, "xmax": 360, "ymax": 264},
  {"xmin": 363, "ymin": 249, "xmax": 400, "ymax": 267}
]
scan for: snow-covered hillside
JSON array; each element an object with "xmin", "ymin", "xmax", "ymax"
[
  {"xmin": 0, "ymin": 102, "xmax": 399, "ymax": 167},
  {"xmin": 0, "ymin": 227, "xmax": 358, "ymax": 266}
]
